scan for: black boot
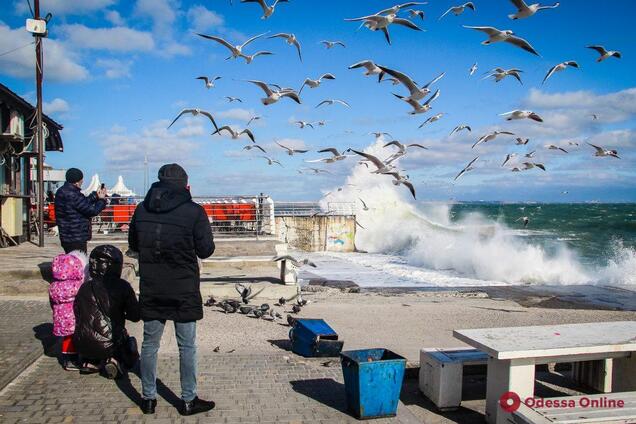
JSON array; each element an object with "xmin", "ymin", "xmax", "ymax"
[
  {"xmin": 140, "ymin": 398, "xmax": 156, "ymax": 415},
  {"xmin": 179, "ymin": 397, "xmax": 215, "ymax": 416}
]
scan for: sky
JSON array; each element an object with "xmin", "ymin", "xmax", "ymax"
[{"xmin": 1, "ymin": 0, "xmax": 635, "ymax": 202}]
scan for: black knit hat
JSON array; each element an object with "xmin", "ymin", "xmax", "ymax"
[
  {"xmin": 65, "ymin": 168, "xmax": 83, "ymax": 184},
  {"xmin": 158, "ymin": 163, "xmax": 188, "ymax": 187}
]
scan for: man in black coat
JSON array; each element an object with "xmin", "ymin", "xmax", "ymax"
[
  {"xmin": 128, "ymin": 164, "xmax": 215, "ymax": 416},
  {"xmin": 55, "ymin": 168, "xmax": 107, "ymax": 253}
]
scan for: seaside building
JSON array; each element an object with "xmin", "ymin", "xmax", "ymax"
[{"xmin": 0, "ymin": 83, "xmax": 64, "ymax": 245}]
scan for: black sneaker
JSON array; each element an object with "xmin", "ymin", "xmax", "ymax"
[
  {"xmin": 140, "ymin": 398, "xmax": 157, "ymax": 415},
  {"xmin": 179, "ymin": 397, "xmax": 215, "ymax": 416},
  {"xmin": 63, "ymin": 359, "xmax": 81, "ymax": 371}
]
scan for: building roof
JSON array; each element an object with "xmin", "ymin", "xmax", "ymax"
[{"xmin": 0, "ymin": 82, "xmax": 64, "ymax": 152}]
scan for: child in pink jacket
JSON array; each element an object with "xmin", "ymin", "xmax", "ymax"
[{"xmin": 49, "ymin": 251, "xmax": 88, "ymax": 370}]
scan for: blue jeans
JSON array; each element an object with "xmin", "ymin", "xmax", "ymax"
[{"xmin": 140, "ymin": 320, "xmax": 197, "ymax": 402}]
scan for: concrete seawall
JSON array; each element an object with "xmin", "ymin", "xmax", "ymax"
[{"xmin": 275, "ymin": 215, "xmax": 356, "ymax": 252}]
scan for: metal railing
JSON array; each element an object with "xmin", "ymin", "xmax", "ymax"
[
  {"xmin": 46, "ymin": 195, "xmax": 274, "ymax": 238},
  {"xmin": 274, "ymin": 201, "xmax": 357, "ymax": 217}
]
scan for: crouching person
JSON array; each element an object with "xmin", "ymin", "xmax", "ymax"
[{"xmin": 73, "ymin": 245, "xmax": 140, "ymax": 379}]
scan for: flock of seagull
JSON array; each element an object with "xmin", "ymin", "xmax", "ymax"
[{"xmin": 165, "ymin": 0, "xmax": 623, "ymax": 201}]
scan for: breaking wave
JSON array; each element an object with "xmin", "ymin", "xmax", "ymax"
[{"xmin": 319, "ymin": 139, "xmax": 636, "ymax": 286}]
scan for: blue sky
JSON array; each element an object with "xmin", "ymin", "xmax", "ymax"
[{"xmin": 1, "ymin": 0, "xmax": 635, "ymax": 202}]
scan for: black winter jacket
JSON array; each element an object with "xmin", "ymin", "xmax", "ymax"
[
  {"xmin": 55, "ymin": 182, "xmax": 106, "ymax": 243},
  {"xmin": 73, "ymin": 247, "xmax": 140, "ymax": 360},
  {"xmin": 128, "ymin": 182, "xmax": 214, "ymax": 322}
]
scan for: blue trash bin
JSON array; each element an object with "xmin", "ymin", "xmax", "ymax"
[
  {"xmin": 340, "ymin": 348, "xmax": 406, "ymax": 419},
  {"xmin": 289, "ymin": 319, "xmax": 344, "ymax": 357}
]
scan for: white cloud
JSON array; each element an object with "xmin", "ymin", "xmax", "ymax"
[
  {"xmin": 14, "ymin": 0, "xmax": 116, "ymax": 15},
  {"xmin": 100, "ymin": 119, "xmax": 203, "ymax": 170},
  {"xmin": 134, "ymin": 0, "xmax": 190, "ymax": 57},
  {"xmin": 0, "ymin": 23, "xmax": 88, "ymax": 82},
  {"xmin": 525, "ymin": 88, "xmax": 636, "ymax": 123},
  {"xmin": 43, "ymin": 98, "xmax": 69, "ymax": 115},
  {"xmin": 96, "ymin": 58, "xmax": 132, "ymax": 79},
  {"xmin": 104, "ymin": 10, "xmax": 125, "ymax": 26},
  {"xmin": 217, "ymin": 108, "xmax": 257, "ymax": 123},
  {"xmin": 187, "ymin": 5, "xmax": 224, "ymax": 33},
  {"xmin": 59, "ymin": 24, "xmax": 154, "ymax": 52}
]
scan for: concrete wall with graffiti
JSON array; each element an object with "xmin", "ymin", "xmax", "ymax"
[{"xmin": 275, "ymin": 215, "xmax": 356, "ymax": 252}]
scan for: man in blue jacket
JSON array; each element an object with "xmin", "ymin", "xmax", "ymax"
[{"xmin": 55, "ymin": 168, "xmax": 107, "ymax": 253}]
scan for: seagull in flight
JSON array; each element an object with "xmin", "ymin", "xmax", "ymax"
[
  {"xmin": 378, "ymin": 66, "xmax": 444, "ymax": 101},
  {"xmin": 386, "ymin": 172, "xmax": 417, "ymax": 199},
  {"xmin": 299, "ymin": 73, "xmax": 336, "ymax": 94},
  {"xmin": 247, "ymin": 115, "xmax": 262, "ymax": 126},
  {"xmin": 543, "ymin": 61, "xmax": 579, "ymax": 84},
  {"xmin": 587, "ymin": 45, "xmax": 621, "ymax": 62},
  {"xmin": 225, "ymin": 96, "xmax": 243, "ymax": 103},
  {"xmin": 383, "ymin": 140, "xmax": 428, "ymax": 164},
  {"xmin": 516, "ymin": 137, "xmax": 529, "ymax": 145},
  {"xmin": 439, "ymin": 2, "xmax": 476, "ymax": 19},
  {"xmin": 500, "ymin": 110, "xmax": 543, "ymax": 122},
  {"xmin": 517, "ymin": 162, "xmax": 546, "ymax": 171},
  {"xmin": 349, "ymin": 60, "xmax": 383, "ymax": 77},
  {"xmin": 316, "ymin": 99, "xmax": 350, "ymax": 108},
  {"xmin": 501, "ymin": 153, "xmax": 517, "ymax": 167},
  {"xmin": 272, "ymin": 255, "xmax": 316, "ymax": 268},
  {"xmin": 376, "ymin": 2, "xmax": 429, "ymax": 16},
  {"xmin": 306, "ymin": 148, "xmax": 350, "ymax": 163},
  {"xmin": 546, "ymin": 144, "xmax": 568, "ymax": 153},
  {"xmin": 243, "ymin": 144, "xmax": 266, "ymax": 153},
  {"xmin": 468, "ymin": 62, "xmax": 478, "ymax": 76},
  {"xmin": 370, "ymin": 131, "xmax": 393, "ymax": 139},
  {"xmin": 419, "ymin": 113, "xmax": 445, "ymax": 128},
  {"xmin": 239, "ymin": 50, "xmax": 274, "ymax": 64},
  {"xmin": 483, "ymin": 67, "xmax": 524, "ymax": 85},
  {"xmin": 524, "ymin": 150, "xmax": 536, "ymax": 158},
  {"xmin": 508, "ymin": 0, "xmax": 559, "ymax": 19},
  {"xmin": 196, "ymin": 76, "xmax": 221, "ymax": 89},
  {"xmin": 406, "ymin": 9, "xmax": 425, "ymax": 20},
  {"xmin": 472, "ymin": 131, "xmax": 515, "ymax": 148},
  {"xmin": 260, "ymin": 156, "xmax": 283, "ymax": 167},
  {"xmin": 299, "ymin": 167, "xmax": 331, "ymax": 175},
  {"xmin": 463, "ymin": 26, "xmax": 540, "ymax": 56},
  {"xmin": 241, "ymin": 0, "xmax": 289, "ymax": 19},
  {"xmin": 246, "ymin": 80, "xmax": 301, "ymax": 105},
  {"xmin": 349, "ymin": 149, "xmax": 396, "ymax": 174},
  {"xmin": 516, "ymin": 216, "xmax": 530, "ymax": 228},
  {"xmin": 450, "ymin": 124, "xmax": 471, "ymax": 136},
  {"xmin": 197, "ymin": 32, "xmax": 268, "ymax": 60},
  {"xmin": 394, "ymin": 89, "xmax": 440, "ymax": 115},
  {"xmin": 344, "ymin": 13, "xmax": 423, "ymax": 45},
  {"xmin": 276, "ymin": 141, "xmax": 309, "ymax": 155},
  {"xmin": 212, "ymin": 126, "xmax": 256, "ymax": 143},
  {"xmin": 454, "ymin": 156, "xmax": 479, "ymax": 181},
  {"xmin": 268, "ymin": 33, "xmax": 302, "ymax": 62},
  {"xmin": 359, "ymin": 198, "xmax": 369, "ymax": 211},
  {"xmin": 321, "ymin": 40, "xmax": 346, "ymax": 49},
  {"xmin": 294, "ymin": 121, "xmax": 314, "ymax": 129},
  {"xmin": 587, "ymin": 142, "xmax": 620, "ymax": 158},
  {"xmin": 167, "ymin": 109, "xmax": 219, "ymax": 131}
]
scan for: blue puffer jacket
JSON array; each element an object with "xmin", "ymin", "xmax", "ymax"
[{"xmin": 55, "ymin": 182, "xmax": 107, "ymax": 243}]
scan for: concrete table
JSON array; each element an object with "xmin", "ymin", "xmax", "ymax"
[{"xmin": 454, "ymin": 321, "xmax": 636, "ymax": 424}]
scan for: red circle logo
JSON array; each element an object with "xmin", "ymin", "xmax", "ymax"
[{"xmin": 500, "ymin": 391, "xmax": 521, "ymax": 412}]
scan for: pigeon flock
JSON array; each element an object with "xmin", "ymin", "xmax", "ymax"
[{"xmin": 166, "ymin": 0, "xmax": 623, "ymax": 201}]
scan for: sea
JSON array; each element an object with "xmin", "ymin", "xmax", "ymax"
[{"xmin": 304, "ymin": 142, "xmax": 636, "ymax": 289}]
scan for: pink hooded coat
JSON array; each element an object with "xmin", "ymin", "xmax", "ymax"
[{"xmin": 49, "ymin": 251, "xmax": 87, "ymax": 337}]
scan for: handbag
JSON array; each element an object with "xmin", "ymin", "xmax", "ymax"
[{"xmin": 120, "ymin": 332, "xmax": 140, "ymax": 369}]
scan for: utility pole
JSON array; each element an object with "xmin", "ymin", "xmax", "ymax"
[{"xmin": 34, "ymin": 0, "xmax": 45, "ymax": 247}]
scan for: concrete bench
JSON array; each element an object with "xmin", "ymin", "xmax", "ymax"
[
  {"xmin": 420, "ymin": 347, "xmax": 489, "ymax": 410},
  {"xmin": 512, "ymin": 391, "xmax": 636, "ymax": 424}
]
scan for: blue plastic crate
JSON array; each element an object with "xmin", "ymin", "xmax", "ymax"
[
  {"xmin": 289, "ymin": 319, "xmax": 344, "ymax": 357},
  {"xmin": 340, "ymin": 348, "xmax": 406, "ymax": 419}
]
